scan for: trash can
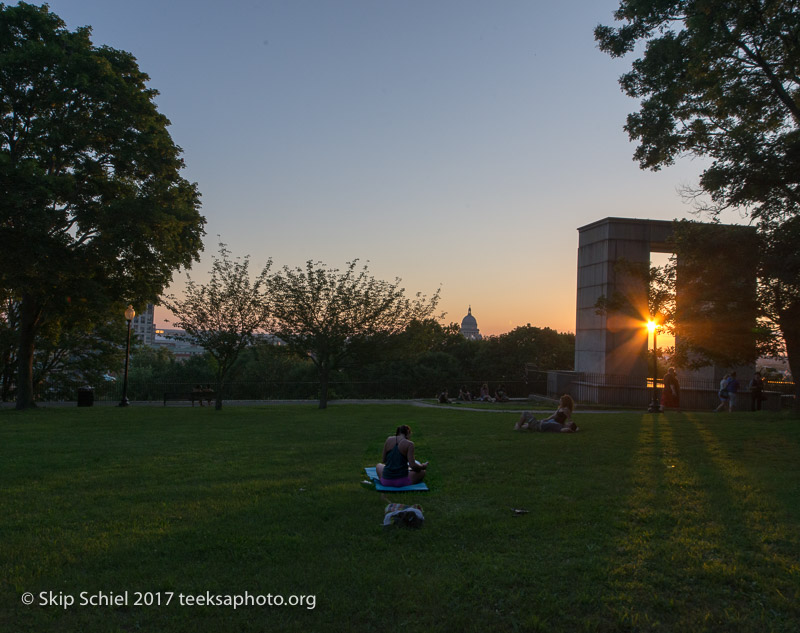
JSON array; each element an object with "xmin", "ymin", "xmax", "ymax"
[{"xmin": 77, "ymin": 386, "xmax": 94, "ymax": 407}]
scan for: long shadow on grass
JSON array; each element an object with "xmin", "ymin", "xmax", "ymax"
[
  {"xmin": 677, "ymin": 415, "xmax": 800, "ymax": 626},
  {"xmin": 599, "ymin": 413, "xmax": 671, "ymax": 630},
  {"xmin": 600, "ymin": 413, "xmax": 800, "ymax": 632}
]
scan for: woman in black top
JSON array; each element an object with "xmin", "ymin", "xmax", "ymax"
[{"xmin": 376, "ymin": 425, "xmax": 428, "ymax": 487}]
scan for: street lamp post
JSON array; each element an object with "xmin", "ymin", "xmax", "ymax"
[
  {"xmin": 119, "ymin": 304, "xmax": 135, "ymax": 407},
  {"xmin": 647, "ymin": 319, "xmax": 660, "ymax": 413}
]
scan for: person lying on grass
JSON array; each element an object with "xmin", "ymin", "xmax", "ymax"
[
  {"xmin": 514, "ymin": 394, "xmax": 579, "ymax": 433},
  {"xmin": 376, "ymin": 424, "xmax": 429, "ymax": 487}
]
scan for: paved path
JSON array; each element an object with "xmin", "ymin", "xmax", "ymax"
[{"xmin": 1, "ymin": 398, "xmax": 625, "ymax": 413}]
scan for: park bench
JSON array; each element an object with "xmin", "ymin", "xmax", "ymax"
[{"xmin": 163, "ymin": 391, "xmax": 215, "ymax": 406}]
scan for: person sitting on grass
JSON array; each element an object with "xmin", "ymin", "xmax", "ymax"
[
  {"xmin": 495, "ymin": 384, "xmax": 510, "ymax": 402},
  {"xmin": 376, "ymin": 424, "xmax": 428, "ymax": 487},
  {"xmin": 478, "ymin": 383, "xmax": 494, "ymax": 402},
  {"xmin": 438, "ymin": 388, "xmax": 451, "ymax": 404},
  {"xmin": 514, "ymin": 394, "xmax": 578, "ymax": 433},
  {"xmin": 458, "ymin": 385, "xmax": 472, "ymax": 401}
]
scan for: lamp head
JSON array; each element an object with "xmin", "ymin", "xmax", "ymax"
[{"xmin": 124, "ymin": 305, "xmax": 136, "ymax": 321}]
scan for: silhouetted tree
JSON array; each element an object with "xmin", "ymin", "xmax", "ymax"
[
  {"xmin": 1, "ymin": 3, "xmax": 205, "ymax": 409},
  {"xmin": 164, "ymin": 244, "xmax": 272, "ymax": 410},
  {"xmin": 597, "ymin": 1, "xmax": 800, "ymax": 408},
  {"xmin": 267, "ymin": 260, "xmax": 440, "ymax": 408}
]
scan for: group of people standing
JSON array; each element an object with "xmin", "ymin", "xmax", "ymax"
[
  {"xmin": 658, "ymin": 367, "xmax": 767, "ymax": 413},
  {"xmin": 715, "ymin": 371, "xmax": 765, "ymax": 412}
]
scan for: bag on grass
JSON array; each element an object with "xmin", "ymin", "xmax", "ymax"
[{"xmin": 383, "ymin": 503, "xmax": 424, "ymax": 529}]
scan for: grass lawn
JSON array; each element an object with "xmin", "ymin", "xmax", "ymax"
[{"xmin": 2, "ymin": 404, "xmax": 799, "ymax": 632}]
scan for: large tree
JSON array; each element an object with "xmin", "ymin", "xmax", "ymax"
[
  {"xmin": 267, "ymin": 260, "xmax": 440, "ymax": 409},
  {"xmin": 474, "ymin": 326, "xmax": 576, "ymax": 383},
  {"xmin": 1, "ymin": 3, "xmax": 205, "ymax": 409},
  {"xmin": 0, "ymin": 291, "xmax": 134, "ymax": 401},
  {"xmin": 757, "ymin": 215, "xmax": 800, "ymax": 384},
  {"xmin": 0, "ymin": 291, "xmax": 17, "ymax": 400},
  {"xmin": 163, "ymin": 244, "xmax": 272, "ymax": 410},
  {"xmin": 596, "ymin": 0, "xmax": 800, "ymax": 407},
  {"xmin": 595, "ymin": 0, "xmax": 800, "ymax": 218},
  {"xmin": 670, "ymin": 221, "xmax": 770, "ymax": 368}
]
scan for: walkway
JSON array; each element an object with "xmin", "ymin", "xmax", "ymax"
[{"xmin": 1, "ymin": 398, "xmax": 625, "ymax": 413}]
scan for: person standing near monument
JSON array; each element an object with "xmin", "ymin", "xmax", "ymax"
[
  {"xmin": 749, "ymin": 372, "xmax": 764, "ymax": 411},
  {"xmin": 726, "ymin": 372, "xmax": 740, "ymax": 412},
  {"xmin": 715, "ymin": 374, "xmax": 731, "ymax": 412},
  {"xmin": 661, "ymin": 367, "xmax": 680, "ymax": 410}
]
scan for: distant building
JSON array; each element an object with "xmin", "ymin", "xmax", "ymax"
[
  {"xmin": 148, "ymin": 327, "xmax": 281, "ymax": 361},
  {"xmin": 152, "ymin": 327, "xmax": 206, "ymax": 360},
  {"xmin": 460, "ymin": 306, "xmax": 482, "ymax": 340},
  {"xmin": 131, "ymin": 304, "xmax": 155, "ymax": 346}
]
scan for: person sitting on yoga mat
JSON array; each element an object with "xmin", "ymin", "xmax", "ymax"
[
  {"xmin": 376, "ymin": 424, "xmax": 428, "ymax": 486},
  {"xmin": 514, "ymin": 394, "xmax": 578, "ymax": 433}
]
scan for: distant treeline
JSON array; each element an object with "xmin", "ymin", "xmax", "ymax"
[{"xmin": 123, "ymin": 321, "xmax": 575, "ymax": 400}]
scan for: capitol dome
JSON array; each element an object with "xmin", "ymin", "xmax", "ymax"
[{"xmin": 460, "ymin": 306, "xmax": 482, "ymax": 340}]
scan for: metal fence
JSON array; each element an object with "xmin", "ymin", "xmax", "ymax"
[
  {"xmin": 22, "ymin": 378, "xmax": 536, "ymax": 403},
  {"xmin": 546, "ymin": 371, "xmax": 795, "ymax": 411},
  {"xmin": 15, "ymin": 374, "xmax": 794, "ymax": 409}
]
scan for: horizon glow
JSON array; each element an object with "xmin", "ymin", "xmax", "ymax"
[{"xmin": 39, "ymin": 1, "xmax": 739, "ymax": 337}]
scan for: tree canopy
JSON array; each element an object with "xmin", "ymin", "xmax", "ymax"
[
  {"xmin": 756, "ymin": 215, "xmax": 800, "ymax": 378},
  {"xmin": 267, "ymin": 260, "xmax": 440, "ymax": 408},
  {"xmin": 596, "ymin": 0, "xmax": 800, "ymax": 221},
  {"xmin": 670, "ymin": 221, "xmax": 767, "ymax": 368},
  {"xmin": 1, "ymin": 2, "xmax": 205, "ymax": 408}
]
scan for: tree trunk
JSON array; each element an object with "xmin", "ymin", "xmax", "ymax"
[
  {"xmin": 16, "ymin": 295, "xmax": 43, "ymax": 410},
  {"xmin": 780, "ymin": 314, "xmax": 800, "ymax": 415},
  {"xmin": 1, "ymin": 349, "xmax": 14, "ymax": 401},
  {"xmin": 215, "ymin": 382, "xmax": 223, "ymax": 410},
  {"xmin": 318, "ymin": 364, "xmax": 329, "ymax": 410}
]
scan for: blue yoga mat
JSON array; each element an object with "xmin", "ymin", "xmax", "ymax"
[{"xmin": 365, "ymin": 467, "xmax": 429, "ymax": 492}]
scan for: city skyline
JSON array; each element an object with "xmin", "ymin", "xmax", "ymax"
[{"xmin": 42, "ymin": 1, "xmax": 744, "ymax": 336}]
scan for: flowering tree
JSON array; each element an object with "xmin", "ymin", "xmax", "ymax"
[
  {"xmin": 164, "ymin": 244, "xmax": 271, "ymax": 410},
  {"xmin": 267, "ymin": 260, "xmax": 440, "ymax": 409}
]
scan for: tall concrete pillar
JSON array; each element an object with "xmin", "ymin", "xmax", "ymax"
[{"xmin": 575, "ymin": 218, "xmax": 674, "ymax": 377}]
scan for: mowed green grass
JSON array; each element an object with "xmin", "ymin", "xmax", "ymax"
[{"xmin": 1, "ymin": 405, "xmax": 799, "ymax": 633}]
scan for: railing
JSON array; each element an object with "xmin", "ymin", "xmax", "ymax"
[
  {"xmin": 22, "ymin": 379, "xmax": 536, "ymax": 403},
  {"xmin": 764, "ymin": 379, "xmax": 796, "ymax": 394},
  {"xmin": 15, "ymin": 375, "xmax": 794, "ymax": 409},
  {"xmin": 548, "ymin": 371, "xmax": 795, "ymax": 411}
]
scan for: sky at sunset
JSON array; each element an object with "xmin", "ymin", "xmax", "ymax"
[{"xmin": 42, "ymin": 0, "xmax": 739, "ymax": 336}]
